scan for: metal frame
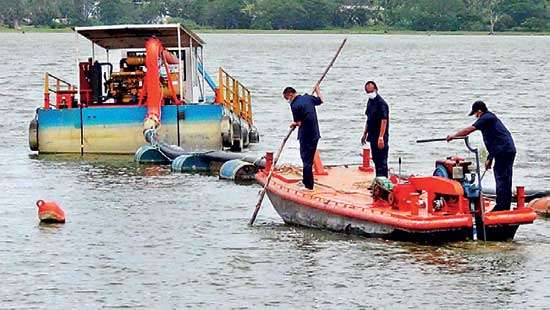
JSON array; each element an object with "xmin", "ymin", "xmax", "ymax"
[
  {"xmin": 177, "ymin": 24, "xmax": 184, "ymax": 103},
  {"xmin": 72, "ymin": 24, "xmax": 207, "ymax": 105}
]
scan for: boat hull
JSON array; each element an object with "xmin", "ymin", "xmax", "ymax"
[
  {"xmin": 267, "ymin": 192, "xmax": 473, "ymax": 241},
  {"xmin": 31, "ymin": 104, "xmax": 250, "ymax": 154},
  {"xmin": 268, "ymin": 191, "xmax": 524, "ymax": 242},
  {"xmin": 256, "ymin": 165, "xmax": 534, "ymax": 243}
]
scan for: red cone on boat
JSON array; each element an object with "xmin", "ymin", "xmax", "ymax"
[
  {"xmin": 528, "ymin": 197, "xmax": 550, "ymax": 217},
  {"xmin": 36, "ymin": 200, "xmax": 65, "ymax": 223}
]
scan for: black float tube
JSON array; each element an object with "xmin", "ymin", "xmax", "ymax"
[{"xmin": 248, "ymin": 38, "xmax": 348, "ymax": 226}]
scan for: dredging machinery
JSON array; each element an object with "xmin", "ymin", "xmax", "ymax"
[{"xmin": 28, "ymin": 24, "xmax": 259, "ymax": 155}]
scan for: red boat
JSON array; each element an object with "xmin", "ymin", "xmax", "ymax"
[{"xmin": 256, "ymin": 138, "xmax": 536, "ymax": 242}]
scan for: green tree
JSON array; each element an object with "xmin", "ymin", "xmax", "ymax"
[
  {"xmin": 251, "ymin": 0, "xmax": 305, "ymax": 29},
  {"xmin": 138, "ymin": 0, "xmax": 168, "ymax": 23},
  {"xmin": 57, "ymin": 0, "xmax": 97, "ymax": 26},
  {"xmin": 403, "ymin": 0, "xmax": 466, "ymax": 31},
  {"xmin": 0, "ymin": 0, "xmax": 27, "ymax": 29},
  {"xmin": 500, "ymin": 0, "xmax": 548, "ymax": 29},
  {"xmin": 97, "ymin": 0, "xmax": 139, "ymax": 25},
  {"xmin": 166, "ymin": 0, "xmax": 209, "ymax": 26},
  {"xmin": 204, "ymin": 0, "xmax": 251, "ymax": 28},
  {"xmin": 27, "ymin": 0, "xmax": 61, "ymax": 27}
]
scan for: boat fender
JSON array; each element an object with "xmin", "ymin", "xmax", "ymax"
[
  {"xmin": 231, "ymin": 121, "xmax": 244, "ymax": 152},
  {"xmin": 528, "ymin": 197, "xmax": 550, "ymax": 217},
  {"xmin": 29, "ymin": 113, "xmax": 39, "ymax": 151},
  {"xmin": 219, "ymin": 159, "xmax": 258, "ymax": 183},
  {"xmin": 37, "ymin": 200, "xmax": 65, "ymax": 223},
  {"xmin": 242, "ymin": 125, "xmax": 250, "ymax": 147},
  {"xmin": 221, "ymin": 115, "xmax": 232, "ymax": 148},
  {"xmin": 172, "ymin": 154, "xmax": 210, "ymax": 173},
  {"xmin": 249, "ymin": 126, "xmax": 260, "ymax": 144}
]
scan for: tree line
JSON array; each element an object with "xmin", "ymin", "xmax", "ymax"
[{"xmin": 1, "ymin": 0, "xmax": 549, "ymax": 32}]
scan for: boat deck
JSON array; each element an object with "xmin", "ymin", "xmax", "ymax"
[{"xmin": 271, "ymin": 165, "xmax": 436, "ymax": 217}]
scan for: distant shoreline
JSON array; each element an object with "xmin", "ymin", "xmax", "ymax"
[{"xmin": 1, "ymin": 25, "xmax": 549, "ymax": 36}]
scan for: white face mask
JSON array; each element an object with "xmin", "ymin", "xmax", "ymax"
[{"xmin": 367, "ymin": 91, "xmax": 377, "ymax": 99}]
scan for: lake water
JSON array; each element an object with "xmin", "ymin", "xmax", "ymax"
[{"xmin": 0, "ymin": 32, "xmax": 549, "ymax": 308}]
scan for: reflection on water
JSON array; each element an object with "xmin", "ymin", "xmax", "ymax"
[{"xmin": 0, "ymin": 33, "xmax": 549, "ymax": 308}]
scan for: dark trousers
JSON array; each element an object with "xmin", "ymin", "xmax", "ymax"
[
  {"xmin": 300, "ymin": 139, "xmax": 319, "ymax": 189},
  {"xmin": 493, "ymin": 152, "xmax": 516, "ymax": 211},
  {"xmin": 370, "ymin": 140, "xmax": 389, "ymax": 177}
]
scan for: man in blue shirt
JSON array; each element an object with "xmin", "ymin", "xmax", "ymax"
[
  {"xmin": 283, "ymin": 85, "xmax": 324, "ymax": 190},
  {"xmin": 447, "ymin": 101, "xmax": 517, "ymax": 211},
  {"xmin": 361, "ymin": 81, "xmax": 390, "ymax": 177}
]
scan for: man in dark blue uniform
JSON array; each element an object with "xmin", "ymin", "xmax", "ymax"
[
  {"xmin": 283, "ymin": 85, "xmax": 324, "ymax": 190},
  {"xmin": 447, "ymin": 101, "xmax": 516, "ymax": 211},
  {"xmin": 361, "ymin": 81, "xmax": 389, "ymax": 177}
]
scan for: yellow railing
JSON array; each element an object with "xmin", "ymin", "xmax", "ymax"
[{"xmin": 217, "ymin": 67, "xmax": 253, "ymax": 124}]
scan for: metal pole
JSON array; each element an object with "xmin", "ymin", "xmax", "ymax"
[
  {"xmin": 201, "ymin": 46, "xmax": 205, "ymax": 102},
  {"xmin": 177, "ymin": 24, "xmax": 183, "ymax": 103},
  {"xmin": 75, "ymin": 30, "xmax": 79, "ymax": 100},
  {"xmin": 189, "ymin": 36, "xmax": 195, "ymax": 101},
  {"xmin": 91, "ymin": 42, "xmax": 95, "ymax": 62}
]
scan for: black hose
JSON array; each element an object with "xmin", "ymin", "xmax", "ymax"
[
  {"xmin": 143, "ymin": 129, "xmax": 266, "ymax": 167},
  {"xmin": 482, "ymin": 188, "xmax": 550, "ymax": 203}
]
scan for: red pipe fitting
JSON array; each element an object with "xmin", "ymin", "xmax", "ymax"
[
  {"xmin": 516, "ymin": 186, "xmax": 525, "ymax": 209},
  {"xmin": 265, "ymin": 152, "xmax": 273, "ymax": 172},
  {"xmin": 359, "ymin": 148, "xmax": 374, "ymax": 172}
]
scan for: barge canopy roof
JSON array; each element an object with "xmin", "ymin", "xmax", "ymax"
[{"xmin": 73, "ymin": 24, "xmax": 205, "ymax": 49}]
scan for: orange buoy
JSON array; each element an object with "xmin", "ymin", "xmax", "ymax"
[
  {"xmin": 36, "ymin": 200, "xmax": 65, "ymax": 223},
  {"xmin": 528, "ymin": 197, "xmax": 550, "ymax": 217}
]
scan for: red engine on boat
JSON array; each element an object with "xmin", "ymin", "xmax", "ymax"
[{"xmin": 434, "ymin": 156, "xmax": 472, "ymax": 180}]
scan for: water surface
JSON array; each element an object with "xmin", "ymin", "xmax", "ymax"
[{"xmin": 0, "ymin": 33, "xmax": 549, "ymax": 308}]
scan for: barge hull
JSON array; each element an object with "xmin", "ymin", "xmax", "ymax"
[{"xmin": 36, "ymin": 105, "xmax": 223, "ymax": 154}]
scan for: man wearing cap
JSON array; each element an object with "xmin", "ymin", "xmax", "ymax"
[
  {"xmin": 361, "ymin": 81, "xmax": 390, "ymax": 177},
  {"xmin": 283, "ymin": 85, "xmax": 324, "ymax": 190},
  {"xmin": 447, "ymin": 101, "xmax": 516, "ymax": 211}
]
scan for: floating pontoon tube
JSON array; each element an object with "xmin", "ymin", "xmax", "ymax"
[
  {"xmin": 144, "ymin": 128, "xmax": 266, "ymax": 166},
  {"xmin": 482, "ymin": 188, "xmax": 550, "ymax": 203},
  {"xmin": 171, "ymin": 154, "xmax": 211, "ymax": 173},
  {"xmin": 135, "ymin": 145, "xmax": 171, "ymax": 164},
  {"xmin": 219, "ymin": 159, "xmax": 258, "ymax": 183}
]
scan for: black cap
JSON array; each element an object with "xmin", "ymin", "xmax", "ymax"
[{"xmin": 468, "ymin": 100, "xmax": 488, "ymax": 116}]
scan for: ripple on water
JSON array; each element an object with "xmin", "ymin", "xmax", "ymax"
[{"xmin": 0, "ymin": 33, "xmax": 549, "ymax": 308}]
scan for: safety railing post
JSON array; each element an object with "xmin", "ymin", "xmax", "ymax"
[
  {"xmin": 44, "ymin": 72, "xmax": 50, "ymax": 109},
  {"xmin": 247, "ymin": 90, "xmax": 252, "ymax": 123},
  {"xmin": 233, "ymin": 81, "xmax": 240, "ymax": 115}
]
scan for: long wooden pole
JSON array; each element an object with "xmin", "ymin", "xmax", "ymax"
[
  {"xmin": 311, "ymin": 38, "xmax": 347, "ymax": 94},
  {"xmin": 248, "ymin": 38, "xmax": 347, "ymax": 226},
  {"xmin": 248, "ymin": 127, "xmax": 295, "ymax": 225}
]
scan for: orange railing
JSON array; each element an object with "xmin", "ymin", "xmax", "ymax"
[
  {"xmin": 43, "ymin": 72, "xmax": 77, "ymax": 109},
  {"xmin": 217, "ymin": 67, "xmax": 253, "ymax": 124}
]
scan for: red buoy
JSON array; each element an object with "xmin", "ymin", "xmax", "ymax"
[{"xmin": 36, "ymin": 200, "xmax": 65, "ymax": 223}]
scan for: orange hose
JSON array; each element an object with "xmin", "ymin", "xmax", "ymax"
[{"xmin": 143, "ymin": 37, "xmax": 164, "ymax": 129}]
